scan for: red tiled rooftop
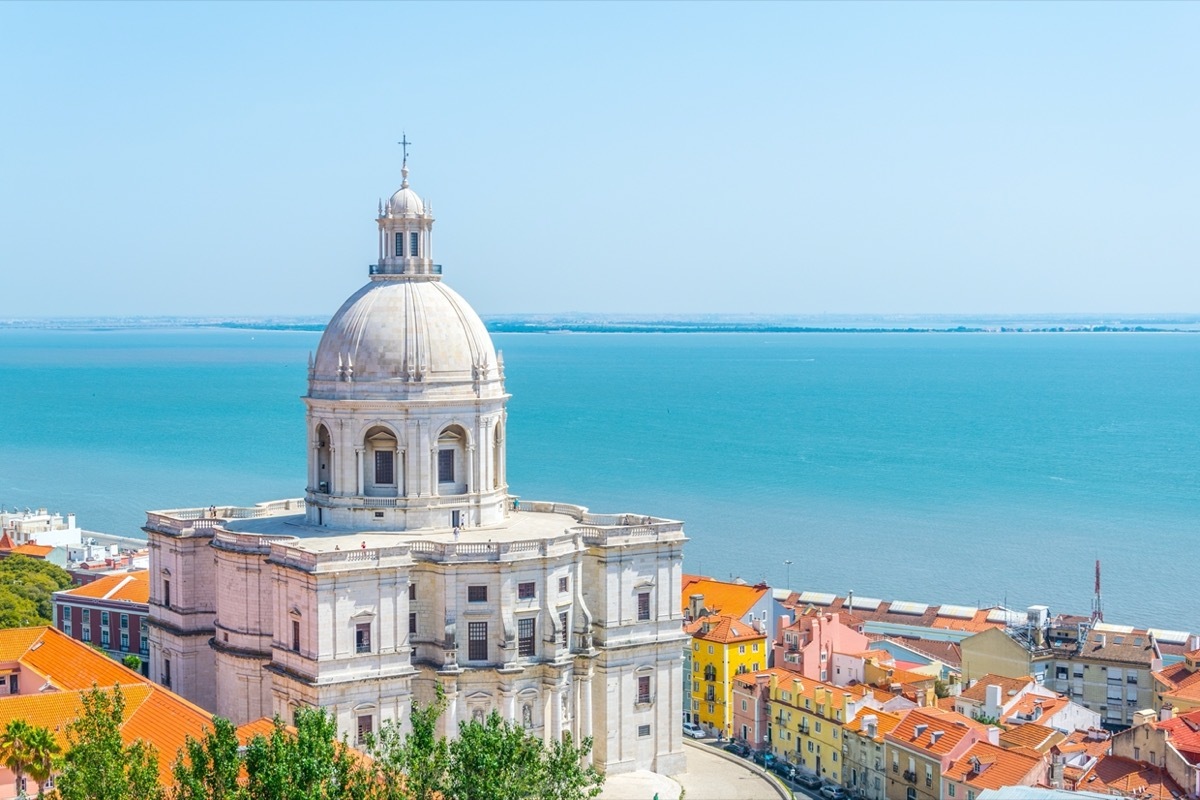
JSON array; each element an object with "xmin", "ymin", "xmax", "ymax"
[
  {"xmin": 943, "ymin": 741, "xmax": 1042, "ymax": 791},
  {"xmin": 59, "ymin": 570, "xmax": 150, "ymax": 604}
]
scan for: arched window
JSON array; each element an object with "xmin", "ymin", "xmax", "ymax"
[
  {"xmin": 364, "ymin": 426, "xmax": 400, "ymax": 496},
  {"xmin": 315, "ymin": 424, "xmax": 332, "ymax": 494},
  {"xmin": 437, "ymin": 425, "xmax": 468, "ymax": 493}
]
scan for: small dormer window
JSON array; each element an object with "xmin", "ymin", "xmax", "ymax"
[
  {"xmin": 410, "ymin": 231, "xmax": 420, "ymax": 258},
  {"xmin": 394, "ymin": 232, "xmax": 404, "ymax": 257}
]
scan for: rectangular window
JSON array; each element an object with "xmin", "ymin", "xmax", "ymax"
[
  {"xmin": 518, "ymin": 618, "xmax": 535, "ymax": 657},
  {"xmin": 82, "ymin": 628, "xmax": 91, "ymax": 643},
  {"xmin": 163, "ymin": 659, "xmax": 171, "ymax": 688},
  {"xmin": 63, "ymin": 606, "xmax": 71, "ymax": 620},
  {"xmin": 101, "ymin": 611, "xmax": 109, "ymax": 626},
  {"xmin": 637, "ymin": 592, "xmax": 651, "ymax": 621},
  {"xmin": 163, "ymin": 580, "xmax": 171, "ymax": 608},
  {"xmin": 9, "ymin": 675, "xmax": 18, "ymax": 694},
  {"xmin": 355, "ymin": 623, "xmax": 371, "ymax": 654},
  {"xmin": 291, "ymin": 620, "xmax": 301, "ymax": 652},
  {"xmin": 637, "ymin": 675, "xmax": 651, "ymax": 704},
  {"xmin": 64, "ymin": 622, "xmax": 72, "ymax": 636},
  {"xmin": 468, "ymin": 585, "xmax": 487, "ymax": 603},
  {"xmin": 409, "ymin": 582, "xmax": 417, "ymax": 600},
  {"xmin": 949, "ymin": 785, "xmax": 956, "ymax": 798},
  {"xmin": 394, "ymin": 231, "xmax": 404, "ymax": 257},
  {"xmin": 120, "ymin": 614, "xmax": 128, "ymax": 629},
  {"xmin": 559, "ymin": 611, "xmax": 569, "ymax": 648},
  {"xmin": 409, "ymin": 612, "xmax": 417, "ymax": 635},
  {"xmin": 357, "ymin": 715, "xmax": 372, "ymax": 746},
  {"xmin": 374, "ymin": 450, "xmax": 394, "ymax": 485},
  {"xmin": 638, "ymin": 724, "xmax": 651, "ymax": 738},
  {"xmin": 410, "ymin": 231, "xmax": 419, "ymax": 258},
  {"xmin": 83, "ymin": 608, "xmax": 91, "ymax": 624},
  {"xmin": 438, "ymin": 449, "xmax": 455, "ymax": 483},
  {"xmin": 101, "ymin": 630, "xmax": 110, "ymax": 648},
  {"xmin": 120, "ymin": 631, "xmax": 129, "ymax": 651},
  {"xmin": 468, "ymin": 621, "xmax": 488, "ymax": 661},
  {"xmin": 518, "ymin": 581, "xmax": 536, "ymax": 600},
  {"xmin": 558, "ymin": 576, "xmax": 569, "ymax": 593}
]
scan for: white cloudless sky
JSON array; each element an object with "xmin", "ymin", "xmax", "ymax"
[{"xmin": 1, "ymin": 1, "xmax": 1197, "ymax": 317}]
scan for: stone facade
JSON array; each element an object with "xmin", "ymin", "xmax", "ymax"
[{"xmin": 145, "ymin": 157, "xmax": 687, "ymax": 776}]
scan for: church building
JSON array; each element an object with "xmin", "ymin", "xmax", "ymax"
[{"xmin": 144, "ymin": 154, "xmax": 688, "ymax": 776}]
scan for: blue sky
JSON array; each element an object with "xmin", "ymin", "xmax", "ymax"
[{"xmin": 2, "ymin": 1, "xmax": 1197, "ymax": 317}]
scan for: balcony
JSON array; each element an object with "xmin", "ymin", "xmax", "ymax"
[
  {"xmin": 368, "ymin": 263, "xmax": 443, "ymax": 276},
  {"xmin": 903, "ymin": 770, "xmax": 917, "ymax": 783}
]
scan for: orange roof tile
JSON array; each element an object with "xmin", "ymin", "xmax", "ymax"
[
  {"xmin": 1086, "ymin": 755, "xmax": 1185, "ymax": 798},
  {"xmin": 999, "ymin": 723, "xmax": 1065, "ymax": 753},
  {"xmin": 10, "ymin": 543, "xmax": 54, "ymax": 557},
  {"xmin": 1154, "ymin": 659, "xmax": 1200, "ymax": 700},
  {"xmin": 680, "ymin": 576, "xmax": 767, "ymax": 620},
  {"xmin": 886, "ymin": 707, "xmax": 985, "ymax": 757},
  {"xmin": 1150, "ymin": 707, "xmax": 1200, "ymax": 763},
  {"xmin": 0, "ymin": 682, "xmax": 212, "ymax": 786},
  {"xmin": 0, "ymin": 531, "xmax": 15, "ymax": 550},
  {"xmin": 59, "ymin": 570, "xmax": 150, "ymax": 604},
  {"xmin": 687, "ymin": 614, "xmax": 767, "ymax": 644},
  {"xmin": 944, "ymin": 741, "xmax": 1042, "ymax": 791},
  {"xmin": 5, "ymin": 626, "xmax": 142, "ymax": 690},
  {"xmin": 959, "ymin": 674, "xmax": 1034, "ymax": 703},
  {"xmin": 843, "ymin": 708, "xmax": 904, "ymax": 741}
]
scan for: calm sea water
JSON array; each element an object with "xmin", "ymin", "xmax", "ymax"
[{"xmin": 1, "ymin": 328, "xmax": 1197, "ymax": 631}]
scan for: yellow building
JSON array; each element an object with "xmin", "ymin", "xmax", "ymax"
[
  {"xmin": 769, "ymin": 673, "xmax": 877, "ymax": 784},
  {"xmin": 687, "ymin": 614, "xmax": 766, "ymax": 735}
]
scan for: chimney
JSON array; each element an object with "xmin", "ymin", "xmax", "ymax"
[
  {"xmin": 987, "ymin": 726, "xmax": 1000, "ymax": 745},
  {"xmin": 688, "ymin": 594, "xmax": 705, "ymax": 621},
  {"xmin": 1159, "ymin": 705, "xmax": 1174, "ymax": 722},
  {"xmin": 1048, "ymin": 756, "xmax": 1064, "ymax": 789},
  {"xmin": 986, "ymin": 684, "xmax": 1002, "ymax": 716},
  {"xmin": 863, "ymin": 714, "xmax": 878, "ymax": 738}
]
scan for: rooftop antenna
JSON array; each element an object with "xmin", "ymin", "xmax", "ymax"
[{"xmin": 1091, "ymin": 559, "xmax": 1104, "ymax": 623}]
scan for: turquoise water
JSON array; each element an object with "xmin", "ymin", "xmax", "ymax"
[{"xmin": 1, "ymin": 328, "xmax": 1197, "ymax": 630}]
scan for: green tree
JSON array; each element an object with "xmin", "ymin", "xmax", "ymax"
[
  {"xmin": 54, "ymin": 683, "xmax": 163, "ymax": 800},
  {"xmin": 171, "ymin": 716, "xmax": 241, "ymax": 800},
  {"xmin": 22, "ymin": 725, "xmax": 60, "ymax": 800},
  {"xmin": 242, "ymin": 708, "xmax": 366, "ymax": 800},
  {"xmin": 122, "ymin": 654, "xmax": 142, "ymax": 672},
  {"xmin": 445, "ymin": 711, "xmax": 545, "ymax": 800},
  {"xmin": 0, "ymin": 554, "xmax": 73, "ymax": 625},
  {"xmin": 538, "ymin": 732, "xmax": 603, "ymax": 800},
  {"xmin": 0, "ymin": 719, "xmax": 35, "ymax": 799},
  {"xmin": 366, "ymin": 689, "xmax": 449, "ymax": 800}
]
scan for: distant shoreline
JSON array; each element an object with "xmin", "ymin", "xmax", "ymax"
[{"xmin": 3, "ymin": 316, "xmax": 1200, "ymax": 334}]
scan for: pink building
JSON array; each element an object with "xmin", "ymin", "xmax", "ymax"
[
  {"xmin": 773, "ymin": 610, "xmax": 869, "ymax": 682},
  {"xmin": 732, "ymin": 669, "xmax": 789, "ymax": 750}
]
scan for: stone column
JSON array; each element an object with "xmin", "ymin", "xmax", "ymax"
[
  {"xmin": 395, "ymin": 446, "xmax": 403, "ymax": 497},
  {"xmin": 430, "ymin": 449, "xmax": 439, "ymax": 497},
  {"xmin": 467, "ymin": 444, "xmax": 476, "ymax": 494},
  {"xmin": 356, "ymin": 449, "xmax": 365, "ymax": 496}
]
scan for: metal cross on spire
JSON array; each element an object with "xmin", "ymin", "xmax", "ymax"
[{"xmin": 399, "ymin": 133, "xmax": 411, "ymax": 166}]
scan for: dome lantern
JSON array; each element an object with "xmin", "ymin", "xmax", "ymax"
[{"xmin": 372, "ymin": 135, "xmax": 438, "ymax": 279}]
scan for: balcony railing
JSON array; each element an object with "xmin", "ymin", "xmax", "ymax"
[
  {"xmin": 903, "ymin": 770, "xmax": 917, "ymax": 783},
  {"xmin": 368, "ymin": 263, "xmax": 443, "ymax": 276}
]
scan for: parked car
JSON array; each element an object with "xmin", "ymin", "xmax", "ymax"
[
  {"xmin": 682, "ymin": 722, "xmax": 707, "ymax": 739},
  {"xmin": 723, "ymin": 740, "xmax": 751, "ymax": 757},
  {"xmin": 770, "ymin": 761, "xmax": 797, "ymax": 780},
  {"xmin": 819, "ymin": 785, "xmax": 848, "ymax": 800},
  {"xmin": 752, "ymin": 750, "xmax": 777, "ymax": 767},
  {"xmin": 794, "ymin": 772, "xmax": 823, "ymax": 790}
]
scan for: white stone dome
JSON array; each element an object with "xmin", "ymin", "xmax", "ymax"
[
  {"xmin": 310, "ymin": 279, "xmax": 500, "ymax": 399},
  {"xmin": 387, "ymin": 186, "xmax": 425, "ymax": 217}
]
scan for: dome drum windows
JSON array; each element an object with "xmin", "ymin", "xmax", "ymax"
[
  {"xmin": 364, "ymin": 426, "xmax": 403, "ymax": 497},
  {"xmin": 394, "ymin": 232, "xmax": 404, "ymax": 258},
  {"xmin": 436, "ymin": 425, "xmax": 468, "ymax": 494}
]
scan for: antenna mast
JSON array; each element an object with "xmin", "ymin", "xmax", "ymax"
[{"xmin": 1091, "ymin": 559, "xmax": 1104, "ymax": 623}]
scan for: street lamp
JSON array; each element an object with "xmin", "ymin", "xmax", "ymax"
[{"xmin": 784, "ymin": 559, "xmax": 793, "ymax": 590}]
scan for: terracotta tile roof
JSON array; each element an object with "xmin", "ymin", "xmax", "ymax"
[
  {"xmin": 936, "ymin": 696, "xmax": 957, "ymax": 710},
  {"xmin": 944, "ymin": 741, "xmax": 1042, "ymax": 791},
  {"xmin": 687, "ymin": 614, "xmax": 766, "ymax": 644},
  {"xmin": 960, "ymin": 674, "xmax": 1034, "ymax": 703},
  {"xmin": 998, "ymin": 723, "xmax": 1065, "ymax": 753},
  {"xmin": 843, "ymin": 708, "xmax": 903, "ymax": 741},
  {"xmin": 886, "ymin": 707, "xmax": 983, "ymax": 757},
  {"xmin": 1151, "ymin": 707, "xmax": 1200, "ymax": 763},
  {"xmin": 733, "ymin": 667, "xmax": 792, "ymax": 690},
  {"xmin": 236, "ymin": 717, "xmax": 281, "ymax": 744},
  {"xmin": 0, "ymin": 531, "xmax": 15, "ymax": 550},
  {"xmin": 58, "ymin": 570, "xmax": 150, "ymax": 605},
  {"xmin": 2, "ymin": 626, "xmax": 141, "ymax": 690},
  {"xmin": 10, "ymin": 542, "xmax": 54, "ymax": 557},
  {"xmin": 888, "ymin": 667, "xmax": 935, "ymax": 686},
  {"xmin": 1005, "ymin": 694, "xmax": 1068, "ymax": 725},
  {"xmin": 0, "ymin": 682, "xmax": 212, "ymax": 786},
  {"xmin": 1153, "ymin": 659, "xmax": 1200, "ymax": 700},
  {"xmin": 1086, "ymin": 755, "xmax": 1185, "ymax": 799},
  {"xmin": 881, "ymin": 637, "xmax": 964, "ymax": 669},
  {"xmin": 681, "ymin": 576, "xmax": 768, "ymax": 620}
]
